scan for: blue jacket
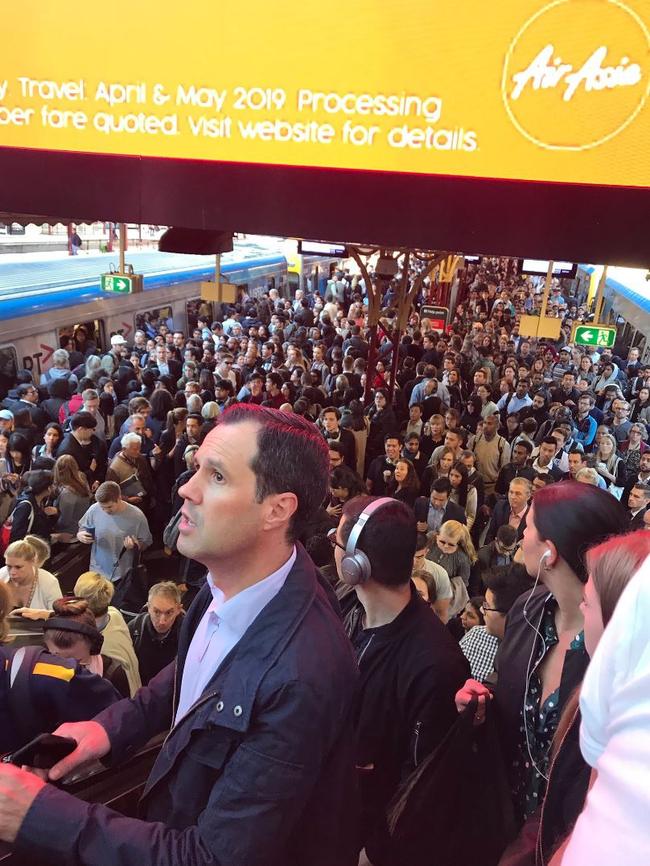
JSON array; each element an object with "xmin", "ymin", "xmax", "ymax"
[
  {"xmin": 574, "ymin": 413, "xmax": 597, "ymax": 448},
  {"xmin": 17, "ymin": 545, "xmax": 360, "ymax": 866},
  {"xmin": 1, "ymin": 646, "xmax": 120, "ymax": 754}
]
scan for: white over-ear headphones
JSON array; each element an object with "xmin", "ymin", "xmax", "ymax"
[{"xmin": 340, "ymin": 497, "xmax": 395, "ymax": 586}]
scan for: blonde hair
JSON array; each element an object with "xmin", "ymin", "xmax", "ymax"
[
  {"xmin": 576, "ymin": 467, "xmax": 599, "ymax": 486},
  {"xmin": 596, "ymin": 433, "xmax": 619, "ymax": 472},
  {"xmin": 24, "ymin": 535, "xmax": 50, "ymax": 567},
  {"xmin": 73, "ymin": 571, "xmax": 115, "ymax": 616},
  {"xmin": 439, "ymin": 519, "xmax": 477, "ymax": 563},
  {"xmin": 4, "ymin": 534, "xmax": 49, "ymax": 567}
]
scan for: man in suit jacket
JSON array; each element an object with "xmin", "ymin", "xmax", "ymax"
[
  {"xmin": 484, "ymin": 476, "xmax": 532, "ymax": 545},
  {"xmin": 9, "ymin": 383, "xmax": 47, "ymax": 438},
  {"xmin": 0, "ymin": 406, "xmax": 360, "ymax": 866},
  {"xmin": 320, "ymin": 407, "xmax": 356, "ymax": 471},
  {"xmin": 149, "ymin": 345, "xmax": 182, "ymax": 382},
  {"xmin": 628, "ymin": 483, "xmax": 650, "ymax": 530},
  {"xmin": 415, "ymin": 477, "xmax": 467, "ymax": 534}
]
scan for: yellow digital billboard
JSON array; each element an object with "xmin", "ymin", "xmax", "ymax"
[{"xmin": 1, "ymin": 0, "xmax": 648, "ymax": 187}]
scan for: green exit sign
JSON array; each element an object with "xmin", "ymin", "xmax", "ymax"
[
  {"xmin": 101, "ymin": 273, "xmax": 143, "ymax": 294},
  {"xmin": 101, "ymin": 273, "xmax": 133, "ymax": 294},
  {"xmin": 572, "ymin": 324, "xmax": 617, "ymax": 348}
]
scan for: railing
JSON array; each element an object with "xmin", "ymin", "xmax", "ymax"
[{"xmin": 0, "ymin": 737, "xmax": 163, "ymax": 864}]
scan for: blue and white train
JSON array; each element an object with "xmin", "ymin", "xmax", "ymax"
[{"xmin": 0, "ymin": 237, "xmax": 341, "ymax": 382}]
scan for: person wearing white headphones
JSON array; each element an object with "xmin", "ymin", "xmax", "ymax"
[
  {"xmin": 330, "ymin": 495, "xmax": 469, "ymax": 866},
  {"xmin": 455, "ymin": 481, "xmax": 628, "ymax": 829}
]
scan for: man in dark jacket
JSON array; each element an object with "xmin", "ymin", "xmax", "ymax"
[
  {"xmin": 414, "ymin": 477, "xmax": 467, "ymax": 534},
  {"xmin": 334, "ymin": 495, "xmax": 469, "ymax": 866},
  {"xmin": 0, "ymin": 406, "xmax": 360, "ymax": 866},
  {"xmin": 484, "ymin": 477, "xmax": 532, "ymax": 545},
  {"xmin": 128, "ymin": 582, "xmax": 185, "ymax": 685},
  {"xmin": 57, "ymin": 411, "xmax": 107, "ymax": 488},
  {"xmin": 320, "ymin": 406, "xmax": 357, "ymax": 470}
]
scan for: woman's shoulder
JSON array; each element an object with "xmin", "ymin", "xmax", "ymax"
[{"xmin": 37, "ymin": 568, "xmax": 61, "ymax": 588}]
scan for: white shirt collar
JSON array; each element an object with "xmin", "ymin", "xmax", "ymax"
[{"xmin": 205, "ymin": 546, "xmax": 297, "ymax": 635}]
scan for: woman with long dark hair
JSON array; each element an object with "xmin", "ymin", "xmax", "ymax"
[
  {"xmin": 448, "ymin": 460, "xmax": 477, "ymax": 530},
  {"xmin": 6, "ymin": 432, "xmax": 32, "ymax": 478},
  {"xmin": 456, "ymin": 482, "xmax": 628, "ymax": 827},
  {"xmin": 148, "ymin": 388, "xmax": 174, "ymax": 444},
  {"xmin": 388, "ymin": 458, "xmax": 420, "ymax": 509}
]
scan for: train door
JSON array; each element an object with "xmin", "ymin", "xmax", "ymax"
[
  {"xmin": 57, "ymin": 319, "xmax": 106, "ymax": 355},
  {"xmin": 0, "ymin": 345, "xmax": 18, "ymax": 399},
  {"xmin": 186, "ymin": 298, "xmax": 214, "ymax": 334},
  {"xmin": 134, "ymin": 305, "xmax": 174, "ymax": 339}
]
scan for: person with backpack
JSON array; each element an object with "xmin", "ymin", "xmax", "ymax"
[
  {"xmin": 472, "ymin": 413, "xmax": 510, "ymax": 498},
  {"xmin": 3, "ymin": 469, "xmax": 57, "ymax": 549},
  {"xmin": 0, "ymin": 581, "xmax": 120, "ymax": 755},
  {"xmin": 39, "ymin": 349, "xmax": 78, "ymax": 390}
]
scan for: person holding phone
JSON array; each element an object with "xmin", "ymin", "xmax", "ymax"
[{"xmin": 76, "ymin": 481, "xmax": 152, "ymax": 584}]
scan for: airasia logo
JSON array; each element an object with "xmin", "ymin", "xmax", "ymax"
[
  {"xmin": 502, "ymin": 0, "xmax": 650, "ymax": 151},
  {"xmin": 511, "ymin": 44, "xmax": 642, "ymax": 102}
]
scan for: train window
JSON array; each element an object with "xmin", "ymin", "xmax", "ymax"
[
  {"xmin": 135, "ymin": 306, "xmax": 173, "ymax": 339},
  {"xmin": 186, "ymin": 299, "xmax": 214, "ymax": 333},
  {"xmin": 58, "ymin": 320, "xmax": 106, "ymax": 355}
]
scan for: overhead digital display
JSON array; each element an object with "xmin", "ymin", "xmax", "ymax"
[
  {"xmin": 298, "ymin": 241, "xmax": 347, "ymax": 256},
  {"xmin": 520, "ymin": 259, "xmax": 577, "ymax": 277},
  {"xmin": 0, "ymin": 0, "xmax": 648, "ymax": 188}
]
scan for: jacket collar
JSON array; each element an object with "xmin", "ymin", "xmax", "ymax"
[{"xmin": 175, "ymin": 543, "xmax": 319, "ymax": 733}]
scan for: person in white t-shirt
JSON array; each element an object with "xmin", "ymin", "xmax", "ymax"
[{"xmin": 0, "ymin": 535, "xmax": 61, "ymax": 618}]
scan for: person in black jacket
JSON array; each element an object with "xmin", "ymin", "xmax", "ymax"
[
  {"xmin": 128, "ymin": 581, "xmax": 184, "ymax": 685},
  {"xmin": 8, "ymin": 470, "xmax": 57, "ymax": 545},
  {"xmin": 333, "ymin": 495, "xmax": 469, "ymax": 866},
  {"xmin": 484, "ymin": 477, "xmax": 532, "ymax": 545},
  {"xmin": 56, "ymin": 411, "xmax": 107, "ymax": 489},
  {"xmin": 319, "ymin": 406, "xmax": 357, "ymax": 470},
  {"xmin": 414, "ymin": 477, "xmax": 467, "ymax": 534}
]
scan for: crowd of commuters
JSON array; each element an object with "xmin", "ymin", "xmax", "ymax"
[{"xmin": 0, "ymin": 255, "xmax": 648, "ymax": 865}]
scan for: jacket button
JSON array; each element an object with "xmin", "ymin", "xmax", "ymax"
[
  {"xmin": 233, "ymin": 705, "xmax": 242, "ymax": 717},
  {"xmin": 216, "ymin": 701, "xmax": 224, "ymax": 712}
]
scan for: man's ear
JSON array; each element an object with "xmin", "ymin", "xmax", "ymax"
[{"xmin": 262, "ymin": 492, "xmax": 298, "ymax": 533}]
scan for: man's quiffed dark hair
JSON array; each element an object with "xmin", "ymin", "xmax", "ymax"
[
  {"xmin": 339, "ymin": 495, "xmax": 417, "ymax": 587},
  {"xmin": 484, "ymin": 564, "xmax": 534, "ymax": 614},
  {"xmin": 70, "ymin": 411, "xmax": 97, "ymax": 431},
  {"xmin": 23, "ymin": 470, "xmax": 53, "ymax": 497},
  {"xmin": 218, "ymin": 404, "xmax": 329, "ymax": 542}
]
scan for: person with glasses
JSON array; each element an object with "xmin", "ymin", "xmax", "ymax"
[
  {"xmin": 426, "ymin": 519, "xmax": 477, "ymax": 618},
  {"xmin": 459, "ymin": 564, "xmax": 534, "ymax": 683},
  {"xmin": 476, "ymin": 523, "xmax": 519, "ymax": 578},
  {"xmin": 11, "ymin": 382, "xmax": 47, "ymax": 438}
]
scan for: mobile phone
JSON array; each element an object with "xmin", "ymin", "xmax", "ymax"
[
  {"xmin": 2, "ymin": 733, "xmax": 77, "ymax": 769},
  {"xmin": 81, "ymin": 525, "xmax": 95, "ymax": 538}
]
